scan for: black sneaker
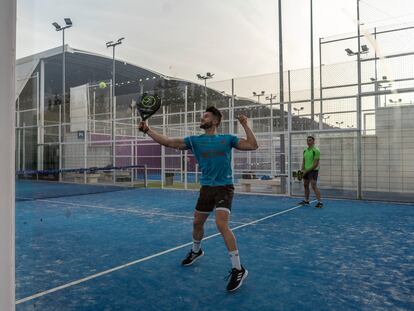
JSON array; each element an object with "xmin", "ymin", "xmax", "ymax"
[
  {"xmin": 298, "ymin": 200, "xmax": 310, "ymax": 206},
  {"xmin": 181, "ymin": 249, "xmax": 204, "ymax": 266},
  {"xmin": 225, "ymin": 266, "xmax": 248, "ymax": 292},
  {"xmin": 315, "ymin": 202, "xmax": 324, "ymax": 208}
]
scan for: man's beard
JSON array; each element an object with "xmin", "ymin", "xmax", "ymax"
[{"xmin": 200, "ymin": 121, "xmax": 213, "ymax": 129}]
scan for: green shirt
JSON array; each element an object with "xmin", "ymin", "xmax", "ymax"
[{"xmin": 303, "ymin": 146, "xmax": 320, "ymax": 171}]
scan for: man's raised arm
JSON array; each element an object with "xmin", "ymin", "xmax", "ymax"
[{"xmin": 139, "ymin": 121, "xmax": 188, "ymax": 150}]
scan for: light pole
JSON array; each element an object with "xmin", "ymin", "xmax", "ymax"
[
  {"xmin": 52, "ymin": 18, "xmax": 72, "ymax": 180},
  {"xmin": 345, "ymin": 0, "xmax": 367, "ymax": 200},
  {"xmin": 266, "ymin": 94, "xmax": 277, "ymax": 129},
  {"xmin": 293, "ymin": 107, "xmax": 304, "ymax": 117},
  {"xmin": 322, "ymin": 115, "xmax": 330, "ymax": 128},
  {"xmin": 197, "ymin": 72, "xmax": 214, "ymax": 108},
  {"xmin": 253, "ymin": 91, "xmax": 265, "ymax": 103},
  {"xmin": 389, "ymin": 98, "xmax": 402, "ymax": 105},
  {"xmin": 106, "ymin": 37, "xmax": 125, "ymax": 106},
  {"xmin": 294, "ymin": 107, "xmax": 304, "ymax": 131},
  {"xmin": 266, "ymin": 94, "xmax": 277, "ymax": 102},
  {"xmin": 106, "ymin": 37, "xmax": 125, "ymax": 171},
  {"xmin": 371, "ymin": 76, "xmax": 392, "ymax": 107},
  {"xmin": 336, "ymin": 121, "xmax": 344, "ymax": 128},
  {"xmin": 322, "ymin": 115, "xmax": 330, "ymax": 121},
  {"xmin": 379, "ymin": 80, "xmax": 392, "ymax": 107},
  {"xmin": 310, "ymin": 0, "xmax": 315, "ymax": 124},
  {"xmin": 52, "ymin": 18, "xmax": 72, "ymax": 125},
  {"xmin": 345, "ymin": 44, "xmax": 369, "ymax": 57}
]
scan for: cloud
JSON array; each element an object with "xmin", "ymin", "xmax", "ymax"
[{"xmin": 16, "ymin": 0, "xmax": 414, "ymax": 82}]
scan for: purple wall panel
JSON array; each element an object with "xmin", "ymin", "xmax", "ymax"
[{"xmin": 90, "ymin": 134, "xmax": 198, "ymax": 171}]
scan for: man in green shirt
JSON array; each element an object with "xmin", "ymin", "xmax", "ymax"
[{"xmin": 299, "ymin": 136, "xmax": 323, "ymax": 208}]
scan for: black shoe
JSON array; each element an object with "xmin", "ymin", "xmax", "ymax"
[
  {"xmin": 298, "ymin": 200, "xmax": 310, "ymax": 206},
  {"xmin": 225, "ymin": 266, "xmax": 248, "ymax": 292},
  {"xmin": 181, "ymin": 249, "xmax": 204, "ymax": 266},
  {"xmin": 315, "ymin": 202, "xmax": 324, "ymax": 208}
]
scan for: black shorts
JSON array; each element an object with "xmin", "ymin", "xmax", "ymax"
[
  {"xmin": 303, "ymin": 170, "xmax": 319, "ymax": 181},
  {"xmin": 195, "ymin": 185, "xmax": 235, "ymax": 214}
]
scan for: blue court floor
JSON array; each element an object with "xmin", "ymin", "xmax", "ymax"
[{"xmin": 15, "ymin": 187, "xmax": 414, "ymax": 310}]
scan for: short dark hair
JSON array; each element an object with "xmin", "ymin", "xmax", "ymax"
[
  {"xmin": 307, "ymin": 135, "xmax": 315, "ymax": 141},
  {"xmin": 205, "ymin": 106, "xmax": 222, "ymax": 125}
]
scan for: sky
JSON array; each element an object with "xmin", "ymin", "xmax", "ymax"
[{"xmin": 17, "ymin": 0, "xmax": 414, "ymax": 83}]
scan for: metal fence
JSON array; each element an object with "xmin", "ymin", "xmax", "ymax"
[{"xmin": 15, "ymin": 23, "xmax": 414, "ymax": 202}]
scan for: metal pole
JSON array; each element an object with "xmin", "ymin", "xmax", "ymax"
[
  {"xmin": 133, "ymin": 100, "xmax": 137, "ymax": 185},
  {"xmin": 59, "ymin": 103, "xmax": 62, "ymax": 180},
  {"xmin": 112, "ymin": 46, "xmax": 116, "ymax": 111},
  {"xmin": 374, "ymin": 28, "xmax": 379, "ymax": 109},
  {"xmin": 130, "ymin": 141, "xmax": 134, "ymax": 187},
  {"xmin": 179, "ymin": 105, "xmax": 184, "ymax": 183},
  {"xmin": 93, "ymin": 90, "xmax": 96, "ymax": 132},
  {"xmin": 310, "ymin": 0, "xmax": 315, "ymax": 125},
  {"xmin": 62, "ymin": 29, "xmax": 66, "ymax": 125},
  {"xmin": 319, "ymin": 37, "xmax": 323, "ymax": 130},
  {"xmin": 16, "ymin": 97, "xmax": 20, "ymax": 171},
  {"xmin": 231, "ymin": 79, "xmax": 235, "ymax": 181},
  {"xmin": 231, "ymin": 79, "xmax": 235, "ymax": 135},
  {"xmin": 278, "ymin": 0, "xmax": 286, "ymax": 194},
  {"xmin": 204, "ymin": 79, "xmax": 207, "ymax": 108},
  {"xmin": 161, "ymin": 105, "xmax": 166, "ymax": 188},
  {"xmin": 23, "ymin": 122, "xmax": 26, "ymax": 170},
  {"xmin": 270, "ymin": 96, "xmax": 275, "ymax": 176},
  {"xmin": 193, "ymin": 102, "xmax": 196, "ymax": 134},
  {"xmin": 112, "ymin": 46, "xmax": 116, "ymax": 182},
  {"xmin": 184, "ymin": 86, "xmax": 188, "ymax": 189},
  {"xmin": 144, "ymin": 164, "xmax": 148, "ymax": 188},
  {"xmin": 39, "ymin": 62, "xmax": 44, "ymax": 171},
  {"xmin": 288, "ymin": 70, "xmax": 292, "ymax": 196},
  {"xmin": 37, "ymin": 70, "xmax": 41, "ymax": 171},
  {"xmin": 17, "ymin": 128, "xmax": 21, "ymax": 172},
  {"xmin": 84, "ymin": 106, "xmax": 88, "ymax": 184},
  {"xmin": 356, "ymin": 0, "xmax": 363, "ymax": 199}
]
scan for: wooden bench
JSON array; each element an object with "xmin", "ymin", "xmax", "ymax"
[
  {"xmin": 102, "ymin": 171, "xmax": 131, "ymax": 182},
  {"xmin": 114, "ymin": 171, "xmax": 131, "ymax": 182},
  {"xmin": 73, "ymin": 173, "xmax": 101, "ymax": 184},
  {"xmin": 239, "ymin": 178, "xmax": 281, "ymax": 193}
]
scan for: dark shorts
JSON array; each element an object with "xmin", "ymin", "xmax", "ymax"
[
  {"xmin": 303, "ymin": 170, "xmax": 319, "ymax": 181},
  {"xmin": 195, "ymin": 185, "xmax": 235, "ymax": 214}
]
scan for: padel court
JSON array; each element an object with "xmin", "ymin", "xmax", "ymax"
[{"xmin": 15, "ymin": 182, "xmax": 414, "ymax": 310}]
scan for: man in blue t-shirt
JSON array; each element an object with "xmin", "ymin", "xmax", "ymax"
[{"xmin": 139, "ymin": 106, "xmax": 258, "ymax": 291}]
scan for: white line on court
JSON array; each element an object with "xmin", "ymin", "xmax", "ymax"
[
  {"xmin": 16, "ymin": 202, "xmax": 313, "ymax": 305},
  {"xmin": 24, "ymin": 198, "xmax": 248, "ymax": 225}
]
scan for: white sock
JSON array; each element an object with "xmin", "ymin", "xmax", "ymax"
[
  {"xmin": 192, "ymin": 239, "xmax": 201, "ymax": 253},
  {"xmin": 229, "ymin": 250, "xmax": 241, "ymax": 270}
]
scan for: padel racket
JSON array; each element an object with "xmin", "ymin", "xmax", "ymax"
[
  {"xmin": 292, "ymin": 170, "xmax": 304, "ymax": 181},
  {"xmin": 136, "ymin": 92, "xmax": 161, "ymax": 121}
]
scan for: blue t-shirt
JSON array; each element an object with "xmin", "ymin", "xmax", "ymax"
[{"xmin": 184, "ymin": 134, "xmax": 239, "ymax": 186}]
